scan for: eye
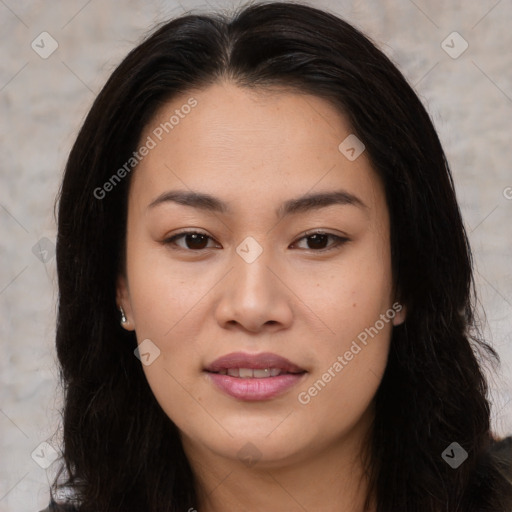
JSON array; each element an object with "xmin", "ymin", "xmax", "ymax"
[
  {"xmin": 164, "ymin": 231, "xmax": 219, "ymax": 251},
  {"xmin": 291, "ymin": 231, "xmax": 349, "ymax": 252}
]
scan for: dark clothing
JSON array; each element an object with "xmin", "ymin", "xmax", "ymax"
[{"xmin": 38, "ymin": 501, "xmax": 78, "ymax": 512}]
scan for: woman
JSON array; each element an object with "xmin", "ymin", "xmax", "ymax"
[{"xmin": 42, "ymin": 2, "xmax": 512, "ymax": 511}]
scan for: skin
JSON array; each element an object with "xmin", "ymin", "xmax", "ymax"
[{"xmin": 117, "ymin": 81, "xmax": 406, "ymax": 512}]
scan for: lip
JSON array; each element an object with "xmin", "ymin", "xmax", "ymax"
[{"xmin": 204, "ymin": 352, "xmax": 307, "ymax": 401}]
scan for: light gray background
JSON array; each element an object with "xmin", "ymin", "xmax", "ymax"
[{"xmin": 0, "ymin": 1, "xmax": 511, "ymax": 510}]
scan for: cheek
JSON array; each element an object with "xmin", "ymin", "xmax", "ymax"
[
  {"xmin": 292, "ymin": 243, "xmax": 393, "ymax": 346},
  {"xmin": 291, "ymin": 236, "xmax": 393, "ymax": 415},
  {"xmin": 125, "ymin": 249, "xmax": 229, "ymax": 414},
  {"xmin": 297, "ymin": 334, "xmax": 390, "ymax": 441},
  {"xmin": 126, "ymin": 242, "xmax": 214, "ymax": 338},
  {"xmin": 128, "ymin": 256, "xmax": 210, "ymax": 428},
  {"xmin": 296, "ymin": 266, "xmax": 393, "ymax": 430}
]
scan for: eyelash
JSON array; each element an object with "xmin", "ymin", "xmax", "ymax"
[{"xmin": 163, "ymin": 229, "xmax": 349, "ymax": 253}]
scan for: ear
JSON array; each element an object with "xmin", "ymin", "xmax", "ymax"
[
  {"xmin": 391, "ymin": 301, "xmax": 407, "ymax": 326},
  {"xmin": 116, "ymin": 274, "xmax": 135, "ymax": 331}
]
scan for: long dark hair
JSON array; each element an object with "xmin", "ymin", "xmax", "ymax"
[{"xmin": 53, "ymin": 2, "xmax": 512, "ymax": 511}]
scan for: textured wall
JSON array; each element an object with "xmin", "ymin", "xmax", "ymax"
[{"xmin": 0, "ymin": 1, "xmax": 511, "ymax": 510}]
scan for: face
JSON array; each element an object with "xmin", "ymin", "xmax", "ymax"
[{"xmin": 117, "ymin": 81, "xmax": 405, "ymax": 469}]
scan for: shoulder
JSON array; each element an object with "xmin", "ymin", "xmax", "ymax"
[
  {"xmin": 38, "ymin": 500, "xmax": 79, "ymax": 512},
  {"xmin": 492, "ymin": 435, "xmax": 512, "ymax": 459},
  {"xmin": 466, "ymin": 435, "xmax": 512, "ymax": 511},
  {"xmin": 489, "ymin": 435, "xmax": 512, "ymax": 481}
]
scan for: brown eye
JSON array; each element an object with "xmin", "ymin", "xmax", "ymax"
[
  {"xmin": 165, "ymin": 231, "xmax": 218, "ymax": 251},
  {"xmin": 292, "ymin": 232, "xmax": 349, "ymax": 252}
]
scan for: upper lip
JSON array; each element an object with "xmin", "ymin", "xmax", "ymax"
[{"xmin": 204, "ymin": 352, "xmax": 306, "ymax": 374}]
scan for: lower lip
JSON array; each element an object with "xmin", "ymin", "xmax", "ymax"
[{"xmin": 205, "ymin": 371, "xmax": 306, "ymax": 401}]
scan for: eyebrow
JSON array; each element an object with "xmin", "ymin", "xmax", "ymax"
[{"xmin": 147, "ymin": 189, "xmax": 367, "ymax": 218}]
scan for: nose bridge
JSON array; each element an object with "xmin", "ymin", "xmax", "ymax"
[
  {"xmin": 214, "ymin": 235, "xmax": 293, "ymax": 331},
  {"xmin": 232, "ymin": 235, "xmax": 281, "ymax": 301}
]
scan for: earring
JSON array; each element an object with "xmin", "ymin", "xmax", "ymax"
[{"xmin": 119, "ymin": 306, "xmax": 127, "ymax": 325}]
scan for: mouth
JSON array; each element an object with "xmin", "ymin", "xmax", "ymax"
[
  {"xmin": 209, "ymin": 367, "xmax": 304, "ymax": 378},
  {"xmin": 204, "ymin": 352, "xmax": 307, "ymax": 401},
  {"xmin": 204, "ymin": 351, "xmax": 306, "ymax": 375}
]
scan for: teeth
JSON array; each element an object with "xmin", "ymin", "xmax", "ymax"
[
  {"xmin": 239, "ymin": 368, "xmax": 253, "ymax": 378},
  {"xmin": 253, "ymin": 369, "xmax": 270, "ymax": 378},
  {"xmin": 217, "ymin": 368, "xmax": 285, "ymax": 378}
]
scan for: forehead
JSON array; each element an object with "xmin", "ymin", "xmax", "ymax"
[
  {"xmin": 143, "ymin": 81, "xmax": 347, "ymax": 155},
  {"xmin": 129, "ymin": 81, "xmax": 384, "ymax": 214}
]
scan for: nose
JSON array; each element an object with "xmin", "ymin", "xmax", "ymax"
[{"xmin": 214, "ymin": 242, "xmax": 294, "ymax": 334}]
